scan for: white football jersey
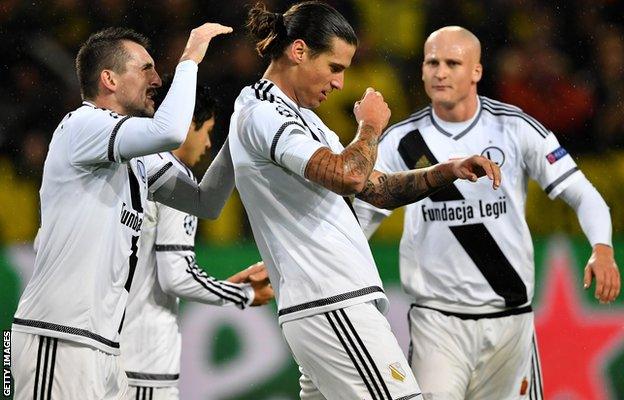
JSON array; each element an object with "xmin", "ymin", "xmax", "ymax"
[
  {"xmin": 229, "ymin": 79, "xmax": 388, "ymax": 324},
  {"xmin": 13, "ymin": 103, "xmax": 176, "ymax": 354},
  {"xmin": 119, "ymin": 152, "xmax": 252, "ymax": 387},
  {"xmin": 355, "ymin": 97, "xmax": 581, "ymax": 314}
]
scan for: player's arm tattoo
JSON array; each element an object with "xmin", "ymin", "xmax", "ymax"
[
  {"xmin": 305, "ymin": 124, "xmax": 379, "ymax": 195},
  {"xmin": 356, "ymin": 165, "xmax": 455, "ymax": 209}
]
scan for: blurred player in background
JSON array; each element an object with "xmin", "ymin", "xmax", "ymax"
[
  {"xmin": 354, "ymin": 26, "xmax": 620, "ymax": 400},
  {"xmin": 120, "ymin": 78, "xmax": 274, "ymax": 400},
  {"xmin": 230, "ymin": 3, "xmax": 501, "ymax": 399},
  {"xmin": 11, "ymin": 23, "xmax": 237, "ymax": 399}
]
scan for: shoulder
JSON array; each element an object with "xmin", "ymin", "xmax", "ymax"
[
  {"xmin": 480, "ymin": 96, "xmax": 550, "ymax": 140},
  {"xmin": 379, "ymin": 105, "xmax": 432, "ymax": 145}
]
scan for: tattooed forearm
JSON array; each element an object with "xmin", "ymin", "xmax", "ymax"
[
  {"xmin": 357, "ymin": 164, "xmax": 457, "ymax": 209},
  {"xmin": 304, "ymin": 124, "xmax": 379, "ymax": 195}
]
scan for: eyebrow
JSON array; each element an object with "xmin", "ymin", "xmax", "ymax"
[
  {"xmin": 425, "ymin": 56, "xmax": 463, "ymax": 64},
  {"xmin": 141, "ymin": 62, "xmax": 154, "ymax": 70},
  {"xmin": 330, "ymin": 62, "xmax": 347, "ymax": 71}
]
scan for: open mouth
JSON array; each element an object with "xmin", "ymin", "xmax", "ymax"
[{"xmin": 146, "ymin": 89, "xmax": 157, "ymax": 103}]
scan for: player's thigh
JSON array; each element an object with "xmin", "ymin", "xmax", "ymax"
[
  {"xmin": 12, "ymin": 332, "xmax": 127, "ymax": 400},
  {"xmin": 298, "ymin": 366, "xmax": 327, "ymax": 400},
  {"xmin": 282, "ymin": 302, "xmax": 422, "ymax": 400},
  {"xmin": 467, "ymin": 313, "xmax": 540, "ymax": 400},
  {"xmin": 127, "ymin": 386, "xmax": 179, "ymax": 400},
  {"xmin": 408, "ymin": 306, "xmax": 473, "ymax": 400}
]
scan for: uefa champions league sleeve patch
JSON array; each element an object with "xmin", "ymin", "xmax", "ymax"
[{"xmin": 546, "ymin": 146, "xmax": 568, "ymax": 164}]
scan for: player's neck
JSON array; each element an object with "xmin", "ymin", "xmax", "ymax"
[
  {"xmin": 263, "ymin": 62, "xmax": 300, "ymax": 108},
  {"xmin": 89, "ymin": 95, "xmax": 127, "ymax": 116},
  {"xmin": 432, "ymin": 93, "xmax": 479, "ymax": 123},
  {"xmin": 171, "ymin": 148, "xmax": 191, "ymax": 167}
]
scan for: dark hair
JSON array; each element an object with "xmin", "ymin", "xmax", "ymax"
[
  {"xmin": 154, "ymin": 75, "xmax": 216, "ymax": 130},
  {"xmin": 247, "ymin": 1, "xmax": 358, "ymax": 60},
  {"xmin": 76, "ymin": 27, "xmax": 150, "ymax": 99}
]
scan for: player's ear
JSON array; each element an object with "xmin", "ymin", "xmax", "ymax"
[
  {"xmin": 100, "ymin": 69, "xmax": 117, "ymax": 93},
  {"xmin": 288, "ymin": 39, "xmax": 307, "ymax": 64},
  {"xmin": 473, "ymin": 63, "xmax": 483, "ymax": 84}
]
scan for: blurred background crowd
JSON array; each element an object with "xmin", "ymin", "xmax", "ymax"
[{"xmin": 1, "ymin": 0, "xmax": 623, "ymax": 243}]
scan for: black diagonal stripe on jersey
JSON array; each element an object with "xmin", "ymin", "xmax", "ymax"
[
  {"xmin": 147, "ymin": 162, "xmax": 173, "ymax": 187},
  {"xmin": 397, "ymin": 129, "xmax": 464, "ymax": 202},
  {"xmin": 155, "ymin": 244, "xmax": 194, "ymax": 252},
  {"xmin": 33, "ymin": 336, "xmax": 44, "ymax": 400},
  {"xmin": 108, "ymin": 116, "xmax": 132, "ymax": 162},
  {"xmin": 270, "ymin": 121, "xmax": 306, "ymax": 162},
  {"xmin": 127, "ymin": 164, "xmax": 144, "ymax": 213},
  {"xmin": 343, "ymin": 196, "xmax": 360, "ymax": 224},
  {"xmin": 124, "ymin": 235, "xmax": 140, "ymax": 292},
  {"xmin": 46, "ymin": 338, "xmax": 58, "ymax": 400},
  {"xmin": 449, "ymin": 224, "xmax": 528, "ymax": 307},
  {"xmin": 326, "ymin": 312, "xmax": 379, "ymax": 400},
  {"xmin": 379, "ymin": 109, "xmax": 430, "ymax": 143},
  {"xmin": 544, "ymin": 167, "xmax": 579, "ymax": 195}
]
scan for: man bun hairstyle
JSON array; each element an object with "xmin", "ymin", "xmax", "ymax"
[
  {"xmin": 76, "ymin": 27, "xmax": 150, "ymax": 100},
  {"xmin": 247, "ymin": 1, "xmax": 358, "ymax": 60}
]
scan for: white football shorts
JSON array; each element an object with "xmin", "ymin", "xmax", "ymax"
[
  {"xmin": 11, "ymin": 331, "xmax": 128, "ymax": 400},
  {"xmin": 408, "ymin": 305, "xmax": 543, "ymax": 400},
  {"xmin": 125, "ymin": 385, "xmax": 178, "ymax": 400},
  {"xmin": 282, "ymin": 301, "xmax": 423, "ymax": 400}
]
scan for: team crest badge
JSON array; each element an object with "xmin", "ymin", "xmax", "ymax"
[
  {"xmin": 481, "ymin": 146, "xmax": 505, "ymax": 167},
  {"xmin": 415, "ymin": 155, "xmax": 431, "ymax": 169},
  {"xmin": 389, "ymin": 362, "xmax": 406, "ymax": 382}
]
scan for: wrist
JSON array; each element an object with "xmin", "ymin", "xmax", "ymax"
[
  {"xmin": 357, "ymin": 120, "xmax": 380, "ymax": 140},
  {"xmin": 431, "ymin": 162, "xmax": 457, "ymax": 185},
  {"xmin": 593, "ymin": 243, "xmax": 614, "ymax": 257}
]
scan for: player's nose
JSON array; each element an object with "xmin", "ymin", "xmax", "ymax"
[
  {"xmin": 152, "ymin": 71, "xmax": 162, "ymax": 88},
  {"xmin": 331, "ymin": 73, "xmax": 344, "ymax": 91}
]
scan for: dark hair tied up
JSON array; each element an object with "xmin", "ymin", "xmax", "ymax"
[{"xmin": 247, "ymin": 1, "xmax": 357, "ymax": 60}]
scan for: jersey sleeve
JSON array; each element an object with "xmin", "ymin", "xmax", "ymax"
[
  {"xmin": 69, "ymin": 61, "xmax": 197, "ymax": 166},
  {"xmin": 143, "ymin": 153, "xmax": 176, "ymax": 193},
  {"xmin": 244, "ymin": 102, "xmax": 326, "ymax": 177},
  {"xmin": 518, "ymin": 119, "xmax": 582, "ymax": 199},
  {"xmin": 154, "ymin": 203, "xmax": 253, "ymax": 308},
  {"xmin": 68, "ymin": 109, "xmax": 126, "ymax": 165}
]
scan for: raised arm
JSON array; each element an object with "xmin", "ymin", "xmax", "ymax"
[
  {"xmin": 304, "ymin": 88, "xmax": 389, "ymax": 195},
  {"xmin": 115, "ymin": 23, "xmax": 233, "ymax": 161}
]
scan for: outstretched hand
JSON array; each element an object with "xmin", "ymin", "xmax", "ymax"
[
  {"xmin": 180, "ymin": 23, "xmax": 233, "ymax": 65},
  {"xmin": 227, "ymin": 261, "xmax": 274, "ymax": 306},
  {"xmin": 450, "ymin": 155, "xmax": 501, "ymax": 189},
  {"xmin": 584, "ymin": 244, "xmax": 620, "ymax": 303}
]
